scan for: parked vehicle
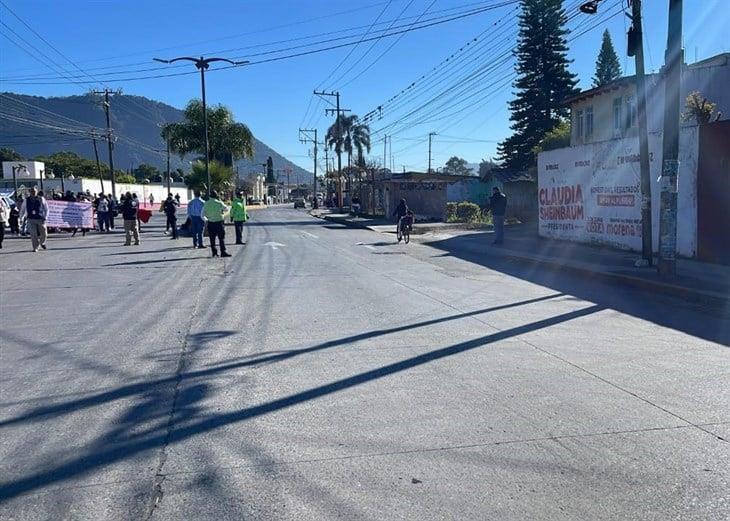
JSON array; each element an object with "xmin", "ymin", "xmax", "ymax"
[{"xmin": 294, "ymin": 198, "xmax": 306, "ymax": 209}]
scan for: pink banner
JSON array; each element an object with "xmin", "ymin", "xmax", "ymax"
[{"xmin": 46, "ymin": 200, "xmax": 94, "ymax": 229}]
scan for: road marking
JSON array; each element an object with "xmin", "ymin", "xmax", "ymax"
[
  {"xmin": 264, "ymin": 241, "xmax": 286, "ymax": 250},
  {"xmin": 302, "ymin": 231, "xmax": 319, "ymax": 239},
  {"xmin": 364, "ymin": 245, "xmax": 376, "ymax": 250}
]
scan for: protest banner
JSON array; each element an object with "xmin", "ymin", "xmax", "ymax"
[{"xmin": 46, "ymin": 200, "xmax": 94, "ymax": 229}]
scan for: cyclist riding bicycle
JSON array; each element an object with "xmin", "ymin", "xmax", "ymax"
[{"xmin": 392, "ymin": 198, "xmax": 409, "ymax": 234}]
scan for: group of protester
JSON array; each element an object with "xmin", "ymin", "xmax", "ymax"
[{"xmin": 0, "ymin": 185, "xmax": 251, "ymax": 258}]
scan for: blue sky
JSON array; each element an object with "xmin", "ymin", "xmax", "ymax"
[{"xmin": 1, "ymin": 0, "xmax": 727, "ymax": 172}]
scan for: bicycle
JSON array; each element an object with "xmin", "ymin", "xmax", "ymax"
[{"xmin": 397, "ymin": 214, "xmax": 413, "ymax": 244}]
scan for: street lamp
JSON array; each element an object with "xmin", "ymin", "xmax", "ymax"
[
  {"xmin": 11, "ymin": 164, "xmax": 27, "ymax": 198},
  {"xmin": 153, "ymin": 56, "xmax": 248, "ymax": 196}
]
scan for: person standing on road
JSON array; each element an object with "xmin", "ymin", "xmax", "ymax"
[
  {"xmin": 187, "ymin": 190, "xmax": 205, "ymax": 249},
  {"xmin": 163, "ymin": 194, "xmax": 178, "ymax": 240},
  {"xmin": 21, "ymin": 187, "xmax": 49, "ymax": 251},
  {"xmin": 148, "ymin": 193, "xmax": 155, "ymax": 207},
  {"xmin": 120, "ymin": 192, "xmax": 140, "ymax": 246},
  {"xmin": 488, "ymin": 186, "xmax": 507, "ymax": 245},
  {"xmin": 8, "ymin": 201, "xmax": 20, "ymax": 236},
  {"xmin": 202, "ymin": 190, "xmax": 230, "ymax": 258},
  {"xmin": 230, "ymin": 191, "xmax": 249, "ymax": 245},
  {"xmin": 0, "ymin": 196, "xmax": 9, "ymax": 249},
  {"xmin": 107, "ymin": 193, "xmax": 117, "ymax": 230},
  {"xmin": 96, "ymin": 193, "xmax": 109, "ymax": 232}
]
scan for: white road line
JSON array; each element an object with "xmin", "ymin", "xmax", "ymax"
[{"xmin": 302, "ymin": 232, "xmax": 319, "ymax": 239}]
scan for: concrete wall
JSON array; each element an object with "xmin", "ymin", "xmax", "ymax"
[
  {"xmin": 29, "ymin": 179, "xmax": 192, "ymax": 204},
  {"xmin": 538, "ymin": 126, "xmax": 699, "ymax": 257},
  {"xmin": 387, "ymin": 181, "xmax": 447, "ymax": 220},
  {"xmin": 1, "ymin": 161, "xmax": 45, "ymax": 180}
]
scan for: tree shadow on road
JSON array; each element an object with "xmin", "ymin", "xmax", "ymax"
[
  {"xmin": 0, "ymin": 298, "xmax": 599, "ymax": 501},
  {"xmin": 422, "ymin": 232, "xmax": 730, "ymax": 346}
]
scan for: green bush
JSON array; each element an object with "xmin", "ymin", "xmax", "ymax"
[
  {"xmin": 445, "ymin": 202, "xmax": 458, "ymax": 222},
  {"xmin": 455, "ymin": 201, "xmax": 481, "ymax": 223}
]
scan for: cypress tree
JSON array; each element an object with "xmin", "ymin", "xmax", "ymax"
[
  {"xmin": 496, "ymin": 0, "xmax": 578, "ymax": 173},
  {"xmin": 593, "ymin": 29, "xmax": 622, "ymax": 87}
]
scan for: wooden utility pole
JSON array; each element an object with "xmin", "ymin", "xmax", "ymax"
[
  {"xmin": 92, "ymin": 136, "xmax": 105, "ymax": 195},
  {"xmin": 629, "ymin": 0, "xmax": 653, "ymax": 266},
  {"xmin": 314, "ymin": 90, "xmax": 350, "ymax": 207},
  {"xmin": 92, "ymin": 89, "xmax": 116, "ymax": 198},
  {"xmin": 299, "ymin": 128, "xmax": 319, "ymax": 207},
  {"xmin": 658, "ymin": 0, "xmax": 683, "ymax": 276},
  {"xmin": 427, "ymin": 132, "xmax": 437, "ymax": 173}
]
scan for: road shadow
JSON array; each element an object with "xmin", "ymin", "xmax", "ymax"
[
  {"xmin": 102, "ymin": 257, "xmax": 206, "ymax": 267},
  {"xmin": 0, "ymin": 304, "xmax": 599, "ymax": 500},
  {"xmin": 422, "ymin": 232, "xmax": 730, "ymax": 345}
]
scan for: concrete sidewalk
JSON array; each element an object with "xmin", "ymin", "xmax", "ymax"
[
  {"xmin": 312, "ymin": 209, "xmax": 729, "ymax": 307},
  {"xmin": 311, "ymin": 208, "xmax": 491, "ymax": 234}
]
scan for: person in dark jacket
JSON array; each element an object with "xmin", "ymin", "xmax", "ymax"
[
  {"xmin": 488, "ymin": 187, "xmax": 507, "ymax": 245},
  {"xmin": 120, "ymin": 192, "xmax": 140, "ymax": 245},
  {"xmin": 163, "ymin": 194, "xmax": 178, "ymax": 239},
  {"xmin": 392, "ymin": 198, "xmax": 409, "ymax": 234}
]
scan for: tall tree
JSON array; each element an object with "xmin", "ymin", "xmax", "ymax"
[
  {"xmin": 162, "ymin": 100, "xmax": 255, "ymax": 166},
  {"xmin": 496, "ymin": 0, "xmax": 578, "ymax": 173},
  {"xmin": 443, "ymin": 156, "xmax": 473, "ymax": 176},
  {"xmin": 0, "ymin": 148, "xmax": 23, "ymax": 162},
  {"xmin": 593, "ymin": 29, "xmax": 622, "ymax": 87},
  {"xmin": 326, "ymin": 114, "xmax": 370, "ymax": 168}
]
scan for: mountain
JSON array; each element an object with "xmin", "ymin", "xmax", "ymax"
[{"xmin": 0, "ymin": 92, "xmax": 312, "ymax": 185}]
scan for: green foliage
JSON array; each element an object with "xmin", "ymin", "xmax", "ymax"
[
  {"xmin": 682, "ymin": 91, "xmax": 716, "ymax": 124},
  {"xmin": 266, "ymin": 156, "xmax": 276, "ymax": 183},
  {"xmin": 326, "ymin": 114, "xmax": 371, "ymax": 167},
  {"xmin": 496, "ymin": 0, "xmax": 578, "ymax": 173},
  {"xmin": 32, "ymin": 150, "xmax": 108, "ymax": 179},
  {"xmin": 593, "ymin": 30, "xmax": 622, "ymax": 87},
  {"xmin": 185, "ymin": 160, "xmax": 234, "ymax": 193},
  {"xmin": 132, "ymin": 163, "xmax": 160, "ymax": 183},
  {"xmin": 116, "ymin": 174, "xmax": 137, "ymax": 184},
  {"xmin": 533, "ymin": 120, "xmax": 571, "ymax": 154},
  {"xmin": 478, "ymin": 159, "xmax": 497, "ymax": 179},
  {"xmin": 162, "ymin": 99, "xmax": 255, "ymax": 165},
  {"xmin": 446, "ymin": 201, "xmax": 482, "ymax": 223},
  {"xmin": 443, "ymin": 156, "xmax": 473, "ymax": 176},
  {"xmin": 0, "ymin": 147, "xmax": 23, "ymax": 162}
]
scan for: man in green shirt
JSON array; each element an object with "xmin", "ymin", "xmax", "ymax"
[
  {"xmin": 230, "ymin": 191, "xmax": 249, "ymax": 245},
  {"xmin": 202, "ymin": 190, "xmax": 231, "ymax": 257}
]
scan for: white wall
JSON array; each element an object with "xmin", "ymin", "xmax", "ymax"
[
  {"xmin": 35, "ymin": 178, "xmax": 192, "ymax": 204},
  {"xmin": 538, "ymin": 126, "xmax": 699, "ymax": 257},
  {"xmin": 1, "ymin": 161, "xmax": 45, "ymax": 180}
]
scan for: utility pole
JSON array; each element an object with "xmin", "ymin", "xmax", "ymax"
[
  {"xmin": 92, "ymin": 136, "xmax": 105, "ymax": 195},
  {"xmin": 165, "ymin": 137, "xmax": 172, "ymax": 195},
  {"xmin": 314, "ymin": 90, "xmax": 350, "ymax": 207},
  {"xmin": 92, "ymin": 89, "xmax": 117, "ymax": 198},
  {"xmin": 628, "ymin": 0, "xmax": 653, "ymax": 266},
  {"xmin": 154, "ymin": 56, "xmax": 248, "ymax": 196},
  {"xmin": 299, "ymin": 128, "xmax": 318, "ymax": 207},
  {"xmin": 383, "ymin": 135, "xmax": 388, "ymax": 171},
  {"xmin": 427, "ymin": 132, "xmax": 437, "ymax": 173},
  {"xmin": 658, "ymin": 0, "xmax": 683, "ymax": 276}
]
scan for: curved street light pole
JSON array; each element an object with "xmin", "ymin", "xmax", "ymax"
[{"xmin": 153, "ymin": 56, "xmax": 248, "ymax": 196}]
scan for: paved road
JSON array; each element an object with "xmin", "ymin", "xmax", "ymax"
[{"xmin": 1, "ymin": 207, "xmax": 728, "ymax": 520}]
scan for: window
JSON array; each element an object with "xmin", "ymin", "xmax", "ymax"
[
  {"xmin": 613, "ymin": 97, "xmax": 622, "ymax": 135},
  {"xmin": 575, "ymin": 109, "xmax": 584, "ymax": 141},
  {"xmin": 625, "ymin": 96, "xmax": 637, "ymax": 128},
  {"xmin": 585, "ymin": 107, "xmax": 594, "ymax": 139}
]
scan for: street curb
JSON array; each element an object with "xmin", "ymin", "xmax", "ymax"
[{"xmin": 497, "ymin": 250, "xmax": 729, "ymax": 308}]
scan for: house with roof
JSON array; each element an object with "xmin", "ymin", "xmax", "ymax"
[{"xmin": 537, "ymin": 52, "xmax": 730, "ymax": 262}]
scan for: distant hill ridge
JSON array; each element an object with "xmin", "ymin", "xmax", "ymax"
[{"xmin": 0, "ymin": 92, "xmax": 311, "ymax": 184}]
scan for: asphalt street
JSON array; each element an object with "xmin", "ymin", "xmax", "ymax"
[{"xmin": 0, "ymin": 206, "xmax": 728, "ymax": 520}]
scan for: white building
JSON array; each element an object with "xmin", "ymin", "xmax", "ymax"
[{"xmin": 537, "ymin": 53, "xmax": 730, "ymax": 261}]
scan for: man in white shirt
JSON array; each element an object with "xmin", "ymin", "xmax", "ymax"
[{"xmin": 187, "ymin": 190, "xmax": 205, "ymax": 249}]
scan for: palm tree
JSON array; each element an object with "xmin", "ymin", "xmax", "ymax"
[
  {"xmin": 327, "ymin": 114, "xmax": 370, "ymax": 204},
  {"xmin": 161, "ymin": 99, "xmax": 255, "ymax": 166}
]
